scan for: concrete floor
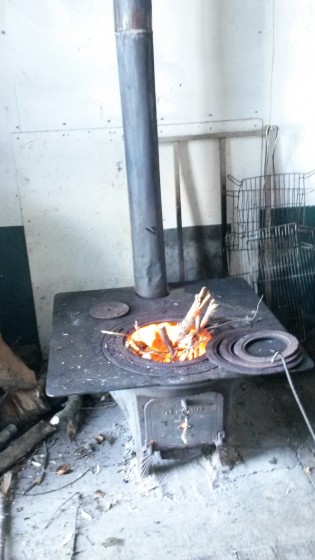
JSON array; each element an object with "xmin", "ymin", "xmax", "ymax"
[{"xmin": 8, "ymin": 369, "xmax": 315, "ymax": 560}]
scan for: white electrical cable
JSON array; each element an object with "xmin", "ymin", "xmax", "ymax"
[{"xmin": 272, "ymin": 351, "xmax": 315, "ymax": 445}]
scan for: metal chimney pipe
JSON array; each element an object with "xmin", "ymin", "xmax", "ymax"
[{"xmin": 113, "ymin": 0, "xmax": 168, "ymax": 299}]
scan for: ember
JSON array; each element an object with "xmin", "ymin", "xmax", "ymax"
[{"xmin": 125, "ymin": 287, "xmax": 217, "ymax": 363}]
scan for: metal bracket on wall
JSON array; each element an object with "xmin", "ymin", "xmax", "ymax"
[{"xmin": 159, "ymin": 126, "xmax": 271, "ymax": 280}]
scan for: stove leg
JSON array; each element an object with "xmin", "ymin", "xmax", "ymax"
[
  {"xmin": 201, "ymin": 431, "xmax": 231, "ymax": 476},
  {"xmin": 215, "ymin": 430, "xmax": 231, "ymax": 473},
  {"xmin": 212, "ymin": 431, "xmax": 242, "ymax": 476},
  {"xmin": 215, "ymin": 444, "xmax": 231, "ymax": 473}
]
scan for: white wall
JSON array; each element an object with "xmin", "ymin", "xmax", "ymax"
[
  {"xmin": 0, "ymin": 1, "xmax": 22, "ymax": 226},
  {"xmin": 270, "ymin": 1, "xmax": 315, "ymax": 181},
  {"xmin": 2, "ymin": 0, "xmax": 315, "ymax": 352}
]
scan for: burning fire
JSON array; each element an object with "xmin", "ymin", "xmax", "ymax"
[
  {"xmin": 100, "ymin": 287, "xmax": 218, "ymax": 364},
  {"xmin": 125, "ymin": 321, "xmax": 212, "ymax": 363}
]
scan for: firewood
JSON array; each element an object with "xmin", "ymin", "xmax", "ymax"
[
  {"xmin": 157, "ymin": 325, "xmax": 174, "ymax": 356},
  {"xmin": 131, "ymin": 340, "xmax": 147, "ymax": 352},
  {"xmin": 200, "ymin": 299, "xmax": 219, "ymax": 328},
  {"xmin": 50, "ymin": 395, "xmax": 83, "ymax": 441},
  {"xmin": 0, "ymin": 425, "xmax": 18, "ymax": 451},
  {"xmin": 107, "ymin": 288, "xmax": 218, "ymax": 364},
  {"xmin": 0, "ymin": 379, "xmax": 50, "ymax": 427},
  {"xmin": 177, "ymin": 287, "xmax": 211, "ymax": 338},
  {"xmin": 0, "ymin": 471, "xmax": 12, "ymax": 560},
  {"xmin": 0, "ymin": 336, "xmax": 37, "ymax": 390},
  {"xmin": 0, "ymin": 421, "xmax": 55, "ymax": 475}
]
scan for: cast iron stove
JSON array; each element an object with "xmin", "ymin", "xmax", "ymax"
[
  {"xmin": 46, "ymin": 277, "xmax": 312, "ymax": 475},
  {"xmin": 43, "ymin": 0, "xmax": 313, "ymax": 476}
]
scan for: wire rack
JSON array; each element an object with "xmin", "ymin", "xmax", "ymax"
[
  {"xmin": 225, "ymin": 123, "xmax": 315, "ymax": 339},
  {"xmin": 226, "ymin": 170, "xmax": 315, "ymax": 238},
  {"xmin": 226, "ymin": 232, "xmax": 254, "ymax": 284},
  {"xmin": 228, "ymin": 223, "xmax": 315, "ymax": 340}
]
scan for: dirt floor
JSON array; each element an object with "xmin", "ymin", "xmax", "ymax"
[{"xmin": 7, "ymin": 370, "xmax": 315, "ymax": 560}]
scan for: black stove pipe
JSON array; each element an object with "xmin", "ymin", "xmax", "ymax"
[{"xmin": 113, "ymin": 0, "xmax": 168, "ymax": 299}]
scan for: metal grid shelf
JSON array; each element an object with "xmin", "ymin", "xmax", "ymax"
[
  {"xmin": 227, "ymin": 223, "xmax": 315, "ymax": 340},
  {"xmin": 226, "ymin": 170, "xmax": 315, "ymax": 238}
]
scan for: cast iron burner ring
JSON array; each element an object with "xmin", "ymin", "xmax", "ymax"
[
  {"xmin": 102, "ymin": 314, "xmax": 219, "ymax": 380},
  {"xmin": 233, "ymin": 331, "xmax": 299, "ymax": 363},
  {"xmin": 206, "ymin": 329, "xmax": 303, "ymax": 374}
]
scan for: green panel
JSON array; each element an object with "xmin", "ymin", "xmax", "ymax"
[
  {"xmin": 304, "ymin": 206, "xmax": 315, "ymax": 227},
  {"xmin": 0, "ymin": 226, "xmax": 39, "ymax": 346}
]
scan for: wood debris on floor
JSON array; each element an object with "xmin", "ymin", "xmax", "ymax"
[{"xmin": 1, "ymin": 335, "xmax": 315, "ymax": 559}]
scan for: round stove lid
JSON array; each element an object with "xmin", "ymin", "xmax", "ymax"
[{"xmin": 89, "ymin": 301, "xmax": 130, "ymax": 319}]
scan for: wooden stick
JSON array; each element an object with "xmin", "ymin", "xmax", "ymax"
[
  {"xmin": 177, "ymin": 287, "xmax": 211, "ymax": 337},
  {"xmin": 50, "ymin": 395, "xmax": 83, "ymax": 442},
  {"xmin": 0, "ymin": 421, "xmax": 55, "ymax": 475},
  {"xmin": 134, "ymin": 321, "xmax": 141, "ymax": 338},
  {"xmin": 200, "ymin": 299, "xmax": 219, "ymax": 328},
  {"xmin": 197, "ymin": 286, "xmax": 207, "ymax": 303},
  {"xmin": 21, "ymin": 468, "xmax": 89, "ymax": 496},
  {"xmin": 0, "ymin": 471, "xmax": 12, "ymax": 560},
  {"xmin": 101, "ymin": 330, "xmax": 126, "ymax": 337},
  {"xmin": 70, "ymin": 501, "xmax": 81, "ymax": 560},
  {"xmin": 0, "ymin": 494, "xmax": 5, "ymax": 560},
  {"xmin": 23, "ymin": 441, "xmax": 49, "ymax": 495},
  {"xmin": 125, "ymin": 339, "xmax": 148, "ymax": 355},
  {"xmin": 50, "ymin": 395, "xmax": 82, "ymax": 426},
  {"xmin": 157, "ymin": 325, "xmax": 174, "ymax": 356},
  {"xmin": 45, "ymin": 492, "xmax": 79, "ymax": 529},
  {"xmin": 0, "ymin": 425, "xmax": 18, "ymax": 451}
]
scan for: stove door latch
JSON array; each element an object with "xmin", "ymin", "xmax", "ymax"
[{"xmin": 180, "ymin": 399, "xmax": 191, "ymax": 445}]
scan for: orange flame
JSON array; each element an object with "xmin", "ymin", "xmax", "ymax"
[{"xmin": 125, "ymin": 321, "xmax": 212, "ymax": 363}]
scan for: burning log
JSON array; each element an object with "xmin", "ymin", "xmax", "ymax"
[
  {"xmin": 101, "ymin": 288, "xmax": 218, "ymax": 363},
  {"xmin": 157, "ymin": 325, "xmax": 175, "ymax": 357}
]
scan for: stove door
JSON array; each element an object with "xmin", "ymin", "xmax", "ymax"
[{"xmin": 143, "ymin": 392, "xmax": 224, "ymax": 451}]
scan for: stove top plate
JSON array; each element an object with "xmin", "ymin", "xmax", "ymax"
[{"xmin": 46, "ymin": 278, "xmax": 313, "ymax": 397}]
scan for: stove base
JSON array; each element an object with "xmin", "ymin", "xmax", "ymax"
[{"xmin": 111, "ymin": 379, "xmax": 237, "ymax": 476}]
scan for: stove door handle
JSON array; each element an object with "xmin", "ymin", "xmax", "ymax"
[{"xmin": 181, "ymin": 399, "xmax": 189, "ymax": 415}]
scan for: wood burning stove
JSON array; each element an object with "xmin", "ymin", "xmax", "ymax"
[
  {"xmin": 46, "ymin": 278, "xmax": 312, "ymax": 475},
  {"xmin": 46, "ymin": 0, "xmax": 312, "ymax": 476}
]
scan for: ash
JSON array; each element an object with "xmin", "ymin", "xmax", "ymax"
[{"xmin": 8, "ymin": 373, "xmax": 315, "ymax": 560}]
